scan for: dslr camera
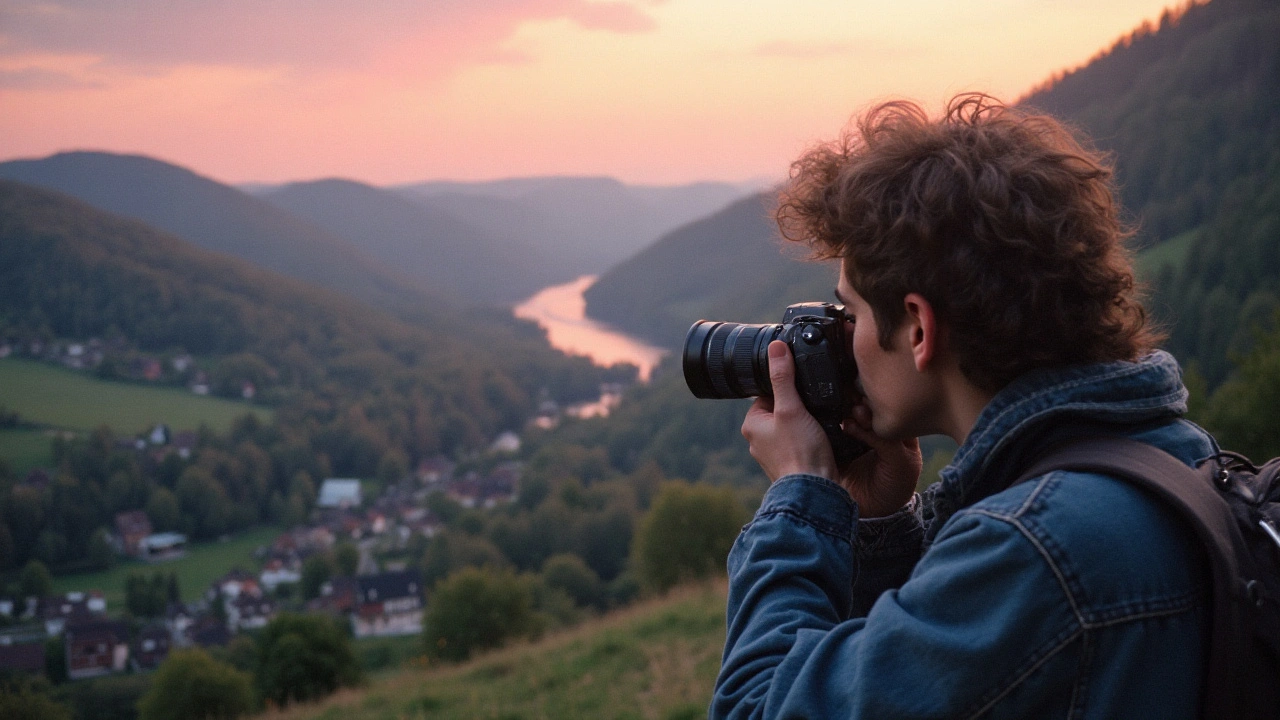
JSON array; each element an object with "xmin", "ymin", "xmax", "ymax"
[{"xmin": 683, "ymin": 302, "xmax": 870, "ymax": 466}]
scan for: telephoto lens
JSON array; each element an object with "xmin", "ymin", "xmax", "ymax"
[
  {"xmin": 682, "ymin": 303, "xmax": 870, "ymax": 466},
  {"xmin": 682, "ymin": 321, "xmax": 781, "ymax": 400}
]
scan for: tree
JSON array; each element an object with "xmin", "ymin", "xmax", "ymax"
[
  {"xmin": 255, "ymin": 613, "xmax": 361, "ymax": 707},
  {"xmin": 1204, "ymin": 314, "xmax": 1280, "ymax": 460},
  {"xmin": 0, "ymin": 684, "xmax": 72, "ymax": 720},
  {"xmin": 632, "ymin": 482, "xmax": 749, "ymax": 593},
  {"xmin": 137, "ymin": 648, "xmax": 254, "ymax": 720},
  {"xmin": 300, "ymin": 553, "xmax": 334, "ymax": 600},
  {"xmin": 20, "ymin": 559, "xmax": 53, "ymax": 598},
  {"xmin": 86, "ymin": 527, "xmax": 115, "ymax": 571},
  {"xmin": 423, "ymin": 566, "xmax": 535, "ymax": 662},
  {"xmin": 541, "ymin": 553, "xmax": 605, "ymax": 610},
  {"xmin": 333, "ymin": 542, "xmax": 359, "ymax": 577}
]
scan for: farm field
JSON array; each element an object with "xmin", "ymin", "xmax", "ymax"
[
  {"xmin": 50, "ymin": 525, "xmax": 281, "ymax": 608},
  {"xmin": 0, "ymin": 357, "xmax": 270, "ymax": 435},
  {"xmin": 265, "ymin": 582, "xmax": 728, "ymax": 720}
]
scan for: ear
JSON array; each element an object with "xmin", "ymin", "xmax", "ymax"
[{"xmin": 902, "ymin": 293, "xmax": 937, "ymax": 372}]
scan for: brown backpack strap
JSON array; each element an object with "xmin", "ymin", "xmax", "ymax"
[{"xmin": 1012, "ymin": 436, "xmax": 1248, "ymax": 720}]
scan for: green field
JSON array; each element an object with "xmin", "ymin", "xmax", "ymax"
[
  {"xmin": 1135, "ymin": 227, "xmax": 1200, "ymax": 280},
  {"xmin": 267, "ymin": 582, "xmax": 728, "ymax": 720},
  {"xmin": 0, "ymin": 358, "xmax": 270, "ymax": 435},
  {"xmin": 50, "ymin": 525, "xmax": 281, "ymax": 608},
  {"xmin": 0, "ymin": 428, "xmax": 55, "ymax": 477}
]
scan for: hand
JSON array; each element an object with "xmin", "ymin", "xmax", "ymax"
[
  {"xmin": 740, "ymin": 341, "xmax": 838, "ymax": 482},
  {"xmin": 741, "ymin": 341, "xmax": 921, "ymax": 518},
  {"xmin": 837, "ymin": 410, "xmax": 922, "ymax": 518}
]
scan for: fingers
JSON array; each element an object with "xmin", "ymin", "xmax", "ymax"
[{"xmin": 766, "ymin": 341, "xmax": 804, "ymax": 415}]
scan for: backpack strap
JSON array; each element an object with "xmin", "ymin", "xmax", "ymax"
[{"xmin": 1012, "ymin": 436, "xmax": 1250, "ymax": 720}]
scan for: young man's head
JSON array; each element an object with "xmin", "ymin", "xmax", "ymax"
[{"xmin": 777, "ymin": 94, "xmax": 1160, "ymax": 393}]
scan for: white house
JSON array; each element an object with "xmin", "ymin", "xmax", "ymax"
[{"xmin": 317, "ymin": 479, "xmax": 363, "ymax": 509}]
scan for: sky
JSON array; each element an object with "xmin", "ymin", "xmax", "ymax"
[{"xmin": 0, "ymin": 0, "xmax": 1186, "ymax": 186}]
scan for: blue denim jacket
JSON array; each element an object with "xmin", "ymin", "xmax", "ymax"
[{"xmin": 712, "ymin": 351, "xmax": 1215, "ymax": 719}]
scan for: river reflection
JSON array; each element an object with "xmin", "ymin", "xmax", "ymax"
[{"xmin": 513, "ymin": 275, "xmax": 668, "ymax": 382}]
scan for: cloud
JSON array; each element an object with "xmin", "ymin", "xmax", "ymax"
[
  {"xmin": 0, "ymin": 0, "xmax": 657, "ymax": 74},
  {"xmin": 0, "ymin": 66, "xmax": 101, "ymax": 90}
]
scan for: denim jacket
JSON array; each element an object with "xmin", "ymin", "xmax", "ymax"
[{"xmin": 712, "ymin": 351, "xmax": 1215, "ymax": 719}]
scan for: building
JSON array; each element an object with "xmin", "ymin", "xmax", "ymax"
[
  {"xmin": 317, "ymin": 479, "xmax": 363, "ymax": 509},
  {"xmin": 37, "ymin": 591, "xmax": 107, "ymax": 636},
  {"xmin": 351, "ymin": 570, "xmax": 424, "ymax": 638},
  {"xmin": 140, "ymin": 532, "xmax": 187, "ymax": 562},
  {"xmin": 115, "ymin": 510, "xmax": 153, "ymax": 557},
  {"xmin": 131, "ymin": 624, "xmax": 171, "ymax": 671},
  {"xmin": 65, "ymin": 620, "xmax": 130, "ymax": 680}
]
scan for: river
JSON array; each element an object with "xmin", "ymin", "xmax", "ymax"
[{"xmin": 513, "ymin": 275, "xmax": 668, "ymax": 384}]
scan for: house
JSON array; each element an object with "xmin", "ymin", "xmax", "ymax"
[
  {"xmin": 307, "ymin": 576, "xmax": 357, "ymax": 617},
  {"xmin": 416, "ymin": 456, "xmax": 455, "ymax": 485},
  {"xmin": 227, "ymin": 592, "xmax": 274, "ymax": 631},
  {"xmin": 65, "ymin": 620, "xmax": 130, "ymax": 680},
  {"xmin": 37, "ymin": 591, "xmax": 107, "ymax": 636},
  {"xmin": 140, "ymin": 532, "xmax": 187, "ymax": 562},
  {"xmin": 259, "ymin": 558, "xmax": 301, "ymax": 592},
  {"xmin": 115, "ymin": 510, "xmax": 153, "ymax": 557},
  {"xmin": 131, "ymin": 624, "xmax": 170, "ymax": 671},
  {"xmin": 317, "ymin": 479, "xmax": 363, "ymax": 509},
  {"xmin": 350, "ymin": 570, "xmax": 424, "ymax": 638}
]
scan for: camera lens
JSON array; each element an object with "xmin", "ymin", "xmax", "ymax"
[{"xmin": 683, "ymin": 321, "xmax": 782, "ymax": 400}]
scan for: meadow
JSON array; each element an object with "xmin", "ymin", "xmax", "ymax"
[
  {"xmin": 264, "ymin": 582, "xmax": 729, "ymax": 720},
  {"xmin": 0, "ymin": 357, "xmax": 270, "ymax": 435},
  {"xmin": 49, "ymin": 525, "xmax": 281, "ymax": 608}
]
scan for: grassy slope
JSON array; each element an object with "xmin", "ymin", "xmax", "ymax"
[
  {"xmin": 264, "ymin": 582, "xmax": 729, "ymax": 720},
  {"xmin": 0, "ymin": 358, "xmax": 270, "ymax": 435},
  {"xmin": 49, "ymin": 525, "xmax": 280, "ymax": 608}
]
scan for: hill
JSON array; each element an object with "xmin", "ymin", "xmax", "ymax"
[
  {"xmin": 0, "ymin": 179, "xmax": 611, "ymax": 457},
  {"xmin": 0, "ymin": 151, "xmax": 449, "ymax": 317},
  {"xmin": 396, "ymin": 176, "xmax": 753, "ymax": 279},
  {"xmin": 583, "ymin": 0, "xmax": 1280, "ymax": 384},
  {"xmin": 1020, "ymin": 0, "xmax": 1280, "ymax": 383},
  {"xmin": 262, "ymin": 582, "xmax": 727, "ymax": 720},
  {"xmin": 583, "ymin": 193, "xmax": 834, "ymax": 349},
  {"xmin": 261, "ymin": 179, "xmax": 559, "ymax": 305}
]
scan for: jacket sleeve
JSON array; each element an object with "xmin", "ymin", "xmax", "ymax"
[{"xmin": 710, "ymin": 475, "xmax": 1082, "ymax": 720}]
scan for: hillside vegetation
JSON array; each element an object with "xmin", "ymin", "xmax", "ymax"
[
  {"xmin": 264, "ymin": 582, "xmax": 727, "ymax": 720},
  {"xmin": 0, "ymin": 152, "xmax": 445, "ymax": 318}
]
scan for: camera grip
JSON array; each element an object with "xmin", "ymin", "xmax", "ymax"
[{"xmin": 820, "ymin": 419, "xmax": 871, "ymax": 469}]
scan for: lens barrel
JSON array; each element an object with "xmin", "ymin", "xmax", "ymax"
[{"xmin": 683, "ymin": 321, "xmax": 782, "ymax": 400}]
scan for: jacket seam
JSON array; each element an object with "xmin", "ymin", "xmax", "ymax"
[
  {"xmin": 966, "ymin": 507, "xmax": 1086, "ymax": 624},
  {"xmin": 751, "ymin": 508, "xmax": 853, "ymax": 544},
  {"xmin": 962, "ymin": 626, "xmax": 1084, "ymax": 720}
]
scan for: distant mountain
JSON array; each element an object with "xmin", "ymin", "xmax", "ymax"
[
  {"xmin": 261, "ymin": 179, "xmax": 558, "ymax": 305},
  {"xmin": 583, "ymin": 193, "xmax": 834, "ymax": 349},
  {"xmin": 395, "ymin": 177, "xmax": 754, "ymax": 278},
  {"xmin": 0, "ymin": 151, "xmax": 449, "ymax": 317}
]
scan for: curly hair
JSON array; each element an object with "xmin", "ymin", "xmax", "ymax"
[{"xmin": 776, "ymin": 93, "xmax": 1161, "ymax": 392}]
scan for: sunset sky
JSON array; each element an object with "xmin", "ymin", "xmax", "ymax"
[{"xmin": 0, "ymin": 0, "xmax": 1186, "ymax": 186}]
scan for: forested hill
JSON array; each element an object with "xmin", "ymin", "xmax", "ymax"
[
  {"xmin": 1021, "ymin": 0, "xmax": 1280, "ymax": 383},
  {"xmin": 262, "ymin": 179, "xmax": 558, "ymax": 305},
  {"xmin": 582, "ymin": 192, "xmax": 834, "ymax": 349},
  {"xmin": 0, "ymin": 151, "xmax": 448, "ymax": 318},
  {"xmin": 0, "ymin": 179, "xmax": 612, "ymax": 457},
  {"xmin": 585, "ymin": 0, "xmax": 1279, "ymax": 383}
]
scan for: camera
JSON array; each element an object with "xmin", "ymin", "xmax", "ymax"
[{"xmin": 683, "ymin": 302, "xmax": 870, "ymax": 466}]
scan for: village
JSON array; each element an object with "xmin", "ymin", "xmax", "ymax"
[{"xmin": 0, "ymin": 429, "xmax": 524, "ymax": 681}]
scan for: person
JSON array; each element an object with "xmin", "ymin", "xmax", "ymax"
[{"xmin": 711, "ymin": 94, "xmax": 1213, "ymax": 719}]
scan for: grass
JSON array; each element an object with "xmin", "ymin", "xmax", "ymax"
[
  {"xmin": 0, "ymin": 428, "xmax": 55, "ymax": 478},
  {"xmin": 261, "ymin": 582, "xmax": 729, "ymax": 720},
  {"xmin": 1135, "ymin": 226, "xmax": 1200, "ymax": 280},
  {"xmin": 50, "ymin": 525, "xmax": 281, "ymax": 608},
  {"xmin": 0, "ymin": 358, "xmax": 270, "ymax": 435}
]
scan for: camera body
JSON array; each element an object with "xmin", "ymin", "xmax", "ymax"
[{"xmin": 683, "ymin": 302, "xmax": 869, "ymax": 466}]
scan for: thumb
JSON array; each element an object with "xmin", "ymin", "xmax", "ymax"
[{"xmin": 767, "ymin": 341, "xmax": 803, "ymax": 414}]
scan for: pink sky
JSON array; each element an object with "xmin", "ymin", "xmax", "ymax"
[{"xmin": 0, "ymin": 0, "xmax": 1186, "ymax": 186}]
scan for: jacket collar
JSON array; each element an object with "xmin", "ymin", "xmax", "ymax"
[{"xmin": 922, "ymin": 351, "xmax": 1188, "ymax": 543}]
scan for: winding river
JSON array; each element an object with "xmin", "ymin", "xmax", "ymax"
[{"xmin": 513, "ymin": 275, "xmax": 668, "ymax": 383}]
